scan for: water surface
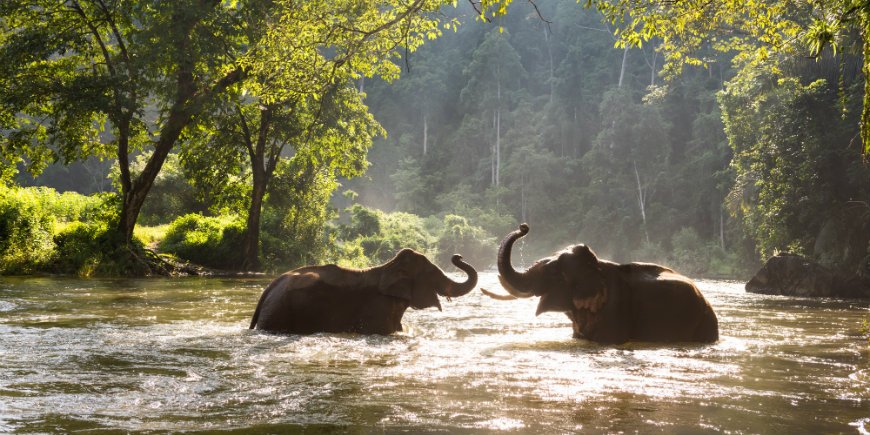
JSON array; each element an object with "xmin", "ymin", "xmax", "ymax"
[{"xmin": 0, "ymin": 273, "xmax": 868, "ymax": 433}]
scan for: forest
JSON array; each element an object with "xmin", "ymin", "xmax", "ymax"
[
  {"xmin": 2, "ymin": 1, "xmax": 870, "ymax": 433},
  {"xmin": 2, "ymin": 0, "xmax": 869, "ymax": 282}
]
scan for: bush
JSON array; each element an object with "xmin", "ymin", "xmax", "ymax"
[
  {"xmin": 434, "ymin": 214, "xmax": 495, "ymax": 269},
  {"xmin": 159, "ymin": 214, "xmax": 245, "ymax": 270},
  {"xmin": 343, "ymin": 204, "xmax": 381, "ymax": 238},
  {"xmin": 0, "ymin": 186, "xmax": 56, "ymax": 274},
  {"xmin": 49, "ymin": 222, "xmax": 147, "ymax": 276}
]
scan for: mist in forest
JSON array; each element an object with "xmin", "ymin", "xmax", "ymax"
[
  {"xmin": 344, "ymin": 0, "xmax": 736, "ymax": 271},
  {"xmin": 14, "ymin": 0, "xmax": 870, "ymax": 278}
]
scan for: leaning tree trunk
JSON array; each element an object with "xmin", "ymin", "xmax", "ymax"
[
  {"xmin": 118, "ymin": 107, "xmax": 191, "ymax": 245},
  {"xmin": 618, "ymin": 45, "xmax": 629, "ymax": 88}
]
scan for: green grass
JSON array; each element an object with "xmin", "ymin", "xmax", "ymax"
[{"xmin": 135, "ymin": 224, "xmax": 170, "ymax": 248}]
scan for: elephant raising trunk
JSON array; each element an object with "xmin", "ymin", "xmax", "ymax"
[
  {"xmin": 250, "ymin": 249, "xmax": 479, "ymax": 334},
  {"xmin": 497, "ymin": 223, "xmax": 536, "ymax": 298},
  {"xmin": 441, "ymin": 254, "xmax": 478, "ymax": 298},
  {"xmin": 487, "ymin": 223, "xmax": 719, "ymax": 344}
]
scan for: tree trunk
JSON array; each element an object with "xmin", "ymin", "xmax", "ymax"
[
  {"xmin": 618, "ymin": 45, "xmax": 629, "ymax": 88},
  {"xmin": 491, "ymin": 111, "xmax": 497, "ymax": 186},
  {"xmin": 241, "ymin": 105, "xmax": 274, "ymax": 271},
  {"xmin": 242, "ymin": 176, "xmax": 266, "ymax": 271},
  {"xmin": 634, "ymin": 160, "xmax": 650, "ymax": 244},
  {"xmin": 422, "ymin": 110, "xmax": 428, "ymax": 155},
  {"xmin": 544, "ymin": 26, "xmax": 554, "ymax": 104},
  {"xmin": 496, "ymin": 107, "xmax": 501, "ymax": 187},
  {"xmin": 520, "ymin": 172, "xmax": 526, "ymax": 223},
  {"xmin": 117, "ymin": 108, "xmax": 190, "ymax": 244}
]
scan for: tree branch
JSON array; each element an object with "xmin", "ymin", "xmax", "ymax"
[{"xmin": 235, "ymin": 103, "xmax": 256, "ymax": 163}]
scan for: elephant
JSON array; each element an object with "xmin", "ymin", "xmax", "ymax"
[
  {"xmin": 249, "ymin": 249, "xmax": 478, "ymax": 334},
  {"xmin": 482, "ymin": 224, "xmax": 719, "ymax": 344}
]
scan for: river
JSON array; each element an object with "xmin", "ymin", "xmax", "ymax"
[{"xmin": 0, "ymin": 273, "xmax": 868, "ymax": 433}]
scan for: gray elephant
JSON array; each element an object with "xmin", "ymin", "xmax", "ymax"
[
  {"xmin": 483, "ymin": 224, "xmax": 718, "ymax": 344},
  {"xmin": 250, "ymin": 249, "xmax": 477, "ymax": 334}
]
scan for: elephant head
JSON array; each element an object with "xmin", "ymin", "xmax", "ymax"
[
  {"xmin": 378, "ymin": 249, "xmax": 478, "ymax": 310},
  {"xmin": 496, "ymin": 224, "xmax": 608, "ymax": 315}
]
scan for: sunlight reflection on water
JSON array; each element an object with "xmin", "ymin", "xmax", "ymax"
[{"xmin": 0, "ymin": 273, "xmax": 867, "ymax": 433}]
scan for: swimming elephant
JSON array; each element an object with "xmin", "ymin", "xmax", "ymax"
[
  {"xmin": 483, "ymin": 224, "xmax": 718, "ymax": 344},
  {"xmin": 249, "ymin": 249, "xmax": 478, "ymax": 334}
]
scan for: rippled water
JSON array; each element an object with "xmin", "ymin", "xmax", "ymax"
[{"xmin": 0, "ymin": 273, "xmax": 868, "ymax": 433}]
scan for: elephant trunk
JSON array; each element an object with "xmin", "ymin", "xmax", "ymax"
[
  {"xmin": 497, "ymin": 223, "xmax": 535, "ymax": 298},
  {"xmin": 439, "ymin": 254, "xmax": 478, "ymax": 298}
]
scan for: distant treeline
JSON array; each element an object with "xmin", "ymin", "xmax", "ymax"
[{"xmin": 347, "ymin": 0, "xmax": 870, "ymax": 279}]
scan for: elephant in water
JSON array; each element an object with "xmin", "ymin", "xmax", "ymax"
[
  {"xmin": 483, "ymin": 224, "xmax": 718, "ymax": 344},
  {"xmin": 249, "ymin": 249, "xmax": 478, "ymax": 334}
]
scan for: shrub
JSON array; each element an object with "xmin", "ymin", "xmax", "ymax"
[
  {"xmin": 159, "ymin": 214, "xmax": 245, "ymax": 270},
  {"xmin": 49, "ymin": 222, "xmax": 147, "ymax": 276},
  {"xmin": 0, "ymin": 186, "xmax": 56, "ymax": 274},
  {"xmin": 343, "ymin": 204, "xmax": 381, "ymax": 238},
  {"xmin": 670, "ymin": 227, "xmax": 710, "ymax": 276},
  {"xmin": 434, "ymin": 214, "xmax": 495, "ymax": 269}
]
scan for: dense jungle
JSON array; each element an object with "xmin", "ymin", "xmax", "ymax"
[{"xmin": 1, "ymin": 0, "xmax": 869, "ymax": 433}]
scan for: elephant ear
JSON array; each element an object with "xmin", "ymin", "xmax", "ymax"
[
  {"xmin": 409, "ymin": 281, "xmax": 442, "ymax": 311},
  {"xmin": 559, "ymin": 246, "xmax": 608, "ymax": 313},
  {"xmin": 535, "ymin": 257, "xmax": 573, "ymax": 315},
  {"xmin": 377, "ymin": 273, "xmax": 442, "ymax": 311}
]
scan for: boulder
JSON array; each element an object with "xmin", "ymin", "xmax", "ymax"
[{"xmin": 746, "ymin": 253, "xmax": 870, "ymax": 299}]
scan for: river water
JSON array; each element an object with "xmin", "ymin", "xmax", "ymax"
[{"xmin": 0, "ymin": 273, "xmax": 868, "ymax": 433}]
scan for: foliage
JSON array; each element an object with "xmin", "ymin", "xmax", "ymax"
[
  {"xmin": 49, "ymin": 221, "xmax": 145, "ymax": 276},
  {"xmin": 0, "ymin": 0, "xmax": 452, "ymax": 252},
  {"xmin": 134, "ymin": 224, "xmax": 169, "ymax": 248},
  {"xmin": 343, "ymin": 1, "xmax": 749, "ymax": 277},
  {"xmin": 720, "ymin": 66, "xmax": 870, "ymax": 272},
  {"xmin": 159, "ymin": 214, "xmax": 246, "ymax": 271},
  {"xmin": 131, "ymin": 154, "xmax": 209, "ymax": 226},
  {"xmin": 0, "ymin": 186, "xmax": 56, "ymax": 274},
  {"xmin": 259, "ymin": 166, "xmax": 339, "ymax": 271},
  {"xmin": 432, "ymin": 214, "xmax": 495, "ymax": 269},
  {"xmin": 577, "ymin": 0, "xmax": 870, "ymax": 156},
  {"xmin": 0, "ymin": 185, "xmax": 148, "ymax": 276},
  {"xmin": 332, "ymin": 204, "xmax": 494, "ymax": 269}
]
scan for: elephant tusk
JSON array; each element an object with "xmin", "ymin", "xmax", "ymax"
[
  {"xmin": 481, "ymin": 288, "xmax": 517, "ymax": 301},
  {"xmin": 497, "ymin": 275, "xmax": 535, "ymax": 298}
]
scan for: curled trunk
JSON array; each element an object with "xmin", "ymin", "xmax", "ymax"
[
  {"xmin": 439, "ymin": 254, "xmax": 478, "ymax": 297},
  {"xmin": 497, "ymin": 223, "xmax": 535, "ymax": 297}
]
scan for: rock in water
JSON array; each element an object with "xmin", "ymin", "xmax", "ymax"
[{"xmin": 746, "ymin": 253, "xmax": 870, "ymax": 299}]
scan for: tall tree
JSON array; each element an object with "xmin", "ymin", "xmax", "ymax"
[
  {"xmin": 0, "ymin": 0, "xmax": 445, "ymax": 260},
  {"xmin": 460, "ymin": 28, "xmax": 527, "ymax": 187},
  {"xmin": 183, "ymin": 86, "xmax": 381, "ymax": 270},
  {"xmin": 0, "ymin": 1, "xmax": 251, "ymax": 250}
]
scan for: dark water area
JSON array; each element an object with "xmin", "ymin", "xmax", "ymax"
[{"xmin": 0, "ymin": 273, "xmax": 868, "ymax": 433}]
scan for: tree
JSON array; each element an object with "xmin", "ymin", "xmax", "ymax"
[
  {"xmin": 0, "ymin": 0, "xmax": 446, "ymax": 263},
  {"xmin": 182, "ymin": 86, "xmax": 381, "ymax": 270},
  {"xmin": 580, "ymin": 0, "xmax": 870, "ymax": 157},
  {"xmin": 460, "ymin": 28, "xmax": 527, "ymax": 187},
  {"xmin": 0, "ymin": 1, "xmax": 251, "ymax": 251},
  {"xmin": 721, "ymin": 65, "xmax": 870, "ymax": 271}
]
